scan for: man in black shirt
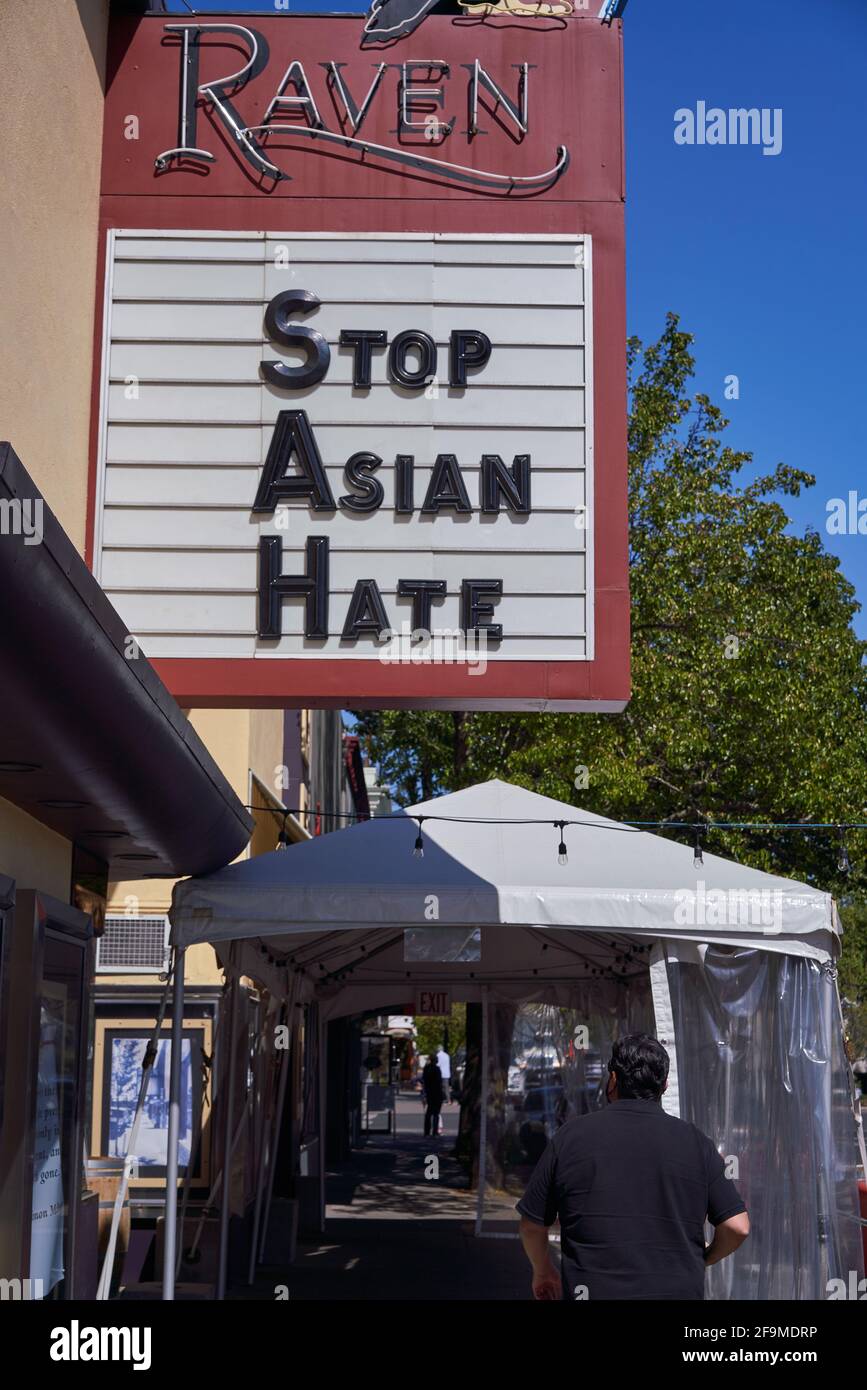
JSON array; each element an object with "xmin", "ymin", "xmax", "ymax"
[{"xmin": 517, "ymin": 1033, "xmax": 749, "ymax": 1300}]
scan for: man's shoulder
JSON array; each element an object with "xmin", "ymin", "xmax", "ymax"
[
  {"xmin": 556, "ymin": 1104, "xmax": 707, "ymax": 1143},
  {"xmin": 641, "ymin": 1107, "xmax": 718, "ymax": 1162},
  {"xmin": 551, "ymin": 1108, "xmax": 610, "ymax": 1147}
]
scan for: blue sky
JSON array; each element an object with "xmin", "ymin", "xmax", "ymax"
[
  {"xmin": 625, "ymin": 0, "xmax": 867, "ymax": 633},
  {"xmin": 162, "ymin": 1, "xmax": 867, "ymax": 632}
]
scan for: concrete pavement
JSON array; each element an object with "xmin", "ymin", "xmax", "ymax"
[{"xmin": 235, "ymin": 1091, "xmax": 536, "ymax": 1300}]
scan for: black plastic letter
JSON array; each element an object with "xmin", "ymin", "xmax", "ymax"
[
  {"xmin": 342, "ymin": 580, "xmax": 391, "ymax": 640},
  {"xmin": 258, "ymin": 535, "xmax": 329, "ymax": 640},
  {"xmin": 461, "ymin": 579, "xmax": 503, "ymax": 642},
  {"xmin": 449, "ymin": 330, "xmax": 491, "ymax": 388},
  {"xmin": 480, "ymin": 454, "xmax": 531, "ymax": 514},
  {"xmin": 421, "ymin": 454, "xmax": 472, "ymax": 514},
  {"xmin": 340, "ymin": 453, "xmax": 385, "ymax": 513},
  {"xmin": 397, "ymin": 579, "xmax": 447, "ymax": 630},
  {"xmin": 395, "ymin": 455, "xmax": 415, "ymax": 514},
  {"xmin": 388, "ymin": 330, "xmax": 437, "ymax": 389},
  {"xmin": 339, "ymin": 329, "xmax": 387, "ymax": 388},
  {"xmin": 261, "ymin": 289, "xmax": 331, "ymax": 389},
  {"xmin": 252, "ymin": 410, "xmax": 336, "ymax": 513}
]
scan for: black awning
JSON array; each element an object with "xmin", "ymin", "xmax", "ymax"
[{"xmin": 0, "ymin": 443, "xmax": 253, "ymax": 879}]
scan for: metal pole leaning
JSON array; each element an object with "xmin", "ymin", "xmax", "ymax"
[
  {"xmin": 318, "ymin": 1007, "xmax": 327, "ymax": 1236},
  {"xmin": 162, "ymin": 944, "xmax": 186, "ymax": 1300},
  {"xmin": 247, "ymin": 1002, "xmax": 280, "ymax": 1283},
  {"xmin": 259, "ymin": 989, "xmax": 294, "ymax": 1263},
  {"xmin": 474, "ymin": 985, "xmax": 489, "ymax": 1238},
  {"xmin": 185, "ymin": 1107, "xmax": 247, "ymax": 1269},
  {"xmin": 216, "ymin": 946, "xmax": 240, "ymax": 1299}
]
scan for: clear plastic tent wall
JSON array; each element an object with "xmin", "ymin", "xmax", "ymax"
[
  {"xmin": 480, "ymin": 950, "xmax": 864, "ymax": 1300},
  {"xmin": 480, "ymin": 975, "xmax": 654, "ymax": 1230},
  {"xmin": 665, "ymin": 945, "xmax": 864, "ymax": 1299}
]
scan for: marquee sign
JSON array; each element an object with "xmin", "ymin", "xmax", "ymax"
[
  {"xmin": 91, "ymin": 14, "xmax": 629, "ymax": 710},
  {"xmin": 153, "ymin": 22, "xmax": 568, "ymax": 195}
]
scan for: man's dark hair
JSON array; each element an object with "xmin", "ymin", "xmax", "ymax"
[{"xmin": 609, "ymin": 1033, "xmax": 670, "ymax": 1100}]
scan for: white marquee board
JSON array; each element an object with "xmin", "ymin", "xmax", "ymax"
[{"xmin": 94, "ymin": 231, "xmax": 592, "ymax": 662}]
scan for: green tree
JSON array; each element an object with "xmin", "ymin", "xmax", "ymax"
[
  {"xmin": 413, "ymin": 1004, "xmax": 467, "ymax": 1061},
  {"xmin": 353, "ymin": 315, "xmax": 867, "ymax": 1017}
]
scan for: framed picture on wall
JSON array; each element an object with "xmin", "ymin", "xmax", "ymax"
[{"xmin": 91, "ymin": 1018, "xmax": 212, "ymax": 1189}]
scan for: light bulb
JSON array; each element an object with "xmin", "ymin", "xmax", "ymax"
[
  {"xmin": 413, "ymin": 833, "xmax": 424, "ymax": 859},
  {"xmin": 554, "ymin": 821, "xmax": 568, "ymax": 866}
]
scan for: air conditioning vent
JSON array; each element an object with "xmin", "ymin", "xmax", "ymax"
[{"xmin": 97, "ymin": 916, "xmax": 169, "ymax": 973}]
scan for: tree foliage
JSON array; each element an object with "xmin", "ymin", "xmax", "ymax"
[{"xmin": 413, "ymin": 1004, "xmax": 467, "ymax": 1062}]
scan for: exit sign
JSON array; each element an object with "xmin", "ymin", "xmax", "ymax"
[{"xmin": 416, "ymin": 989, "xmax": 451, "ymax": 1016}]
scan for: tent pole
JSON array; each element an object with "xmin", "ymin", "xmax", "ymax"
[
  {"xmin": 474, "ymin": 985, "xmax": 489, "ymax": 1237},
  {"xmin": 247, "ymin": 1001, "xmax": 280, "ymax": 1282},
  {"xmin": 318, "ymin": 1006, "xmax": 326, "ymax": 1235},
  {"xmin": 162, "ymin": 944, "xmax": 186, "ymax": 1301},
  {"xmin": 259, "ymin": 993, "xmax": 293, "ymax": 1263},
  {"xmin": 216, "ymin": 948, "xmax": 240, "ymax": 1299},
  {"xmin": 175, "ymin": 992, "xmax": 232, "ymax": 1278}
]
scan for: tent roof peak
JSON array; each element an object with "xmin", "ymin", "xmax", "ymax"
[{"xmin": 406, "ymin": 777, "xmax": 620, "ymax": 829}]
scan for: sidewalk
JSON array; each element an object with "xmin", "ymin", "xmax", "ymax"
[{"xmin": 234, "ymin": 1128, "xmax": 533, "ymax": 1301}]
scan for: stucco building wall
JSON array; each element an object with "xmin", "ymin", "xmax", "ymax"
[{"xmin": 0, "ymin": 0, "xmax": 109, "ymax": 554}]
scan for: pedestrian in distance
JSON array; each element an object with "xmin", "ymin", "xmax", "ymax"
[
  {"xmin": 422, "ymin": 1055, "xmax": 444, "ymax": 1137},
  {"xmin": 436, "ymin": 1044, "xmax": 452, "ymax": 1106},
  {"xmin": 518, "ymin": 1033, "xmax": 750, "ymax": 1300}
]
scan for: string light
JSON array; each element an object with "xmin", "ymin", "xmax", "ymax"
[
  {"xmin": 555, "ymin": 820, "xmax": 568, "ymax": 866},
  {"xmin": 249, "ymin": 803, "xmax": 867, "ymax": 833},
  {"xmin": 251, "ymin": 803, "xmax": 860, "ymax": 875}
]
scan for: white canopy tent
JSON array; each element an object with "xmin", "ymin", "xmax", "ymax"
[
  {"xmin": 170, "ymin": 779, "xmax": 840, "ymax": 965},
  {"xmin": 160, "ymin": 780, "xmax": 863, "ymax": 1301}
]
